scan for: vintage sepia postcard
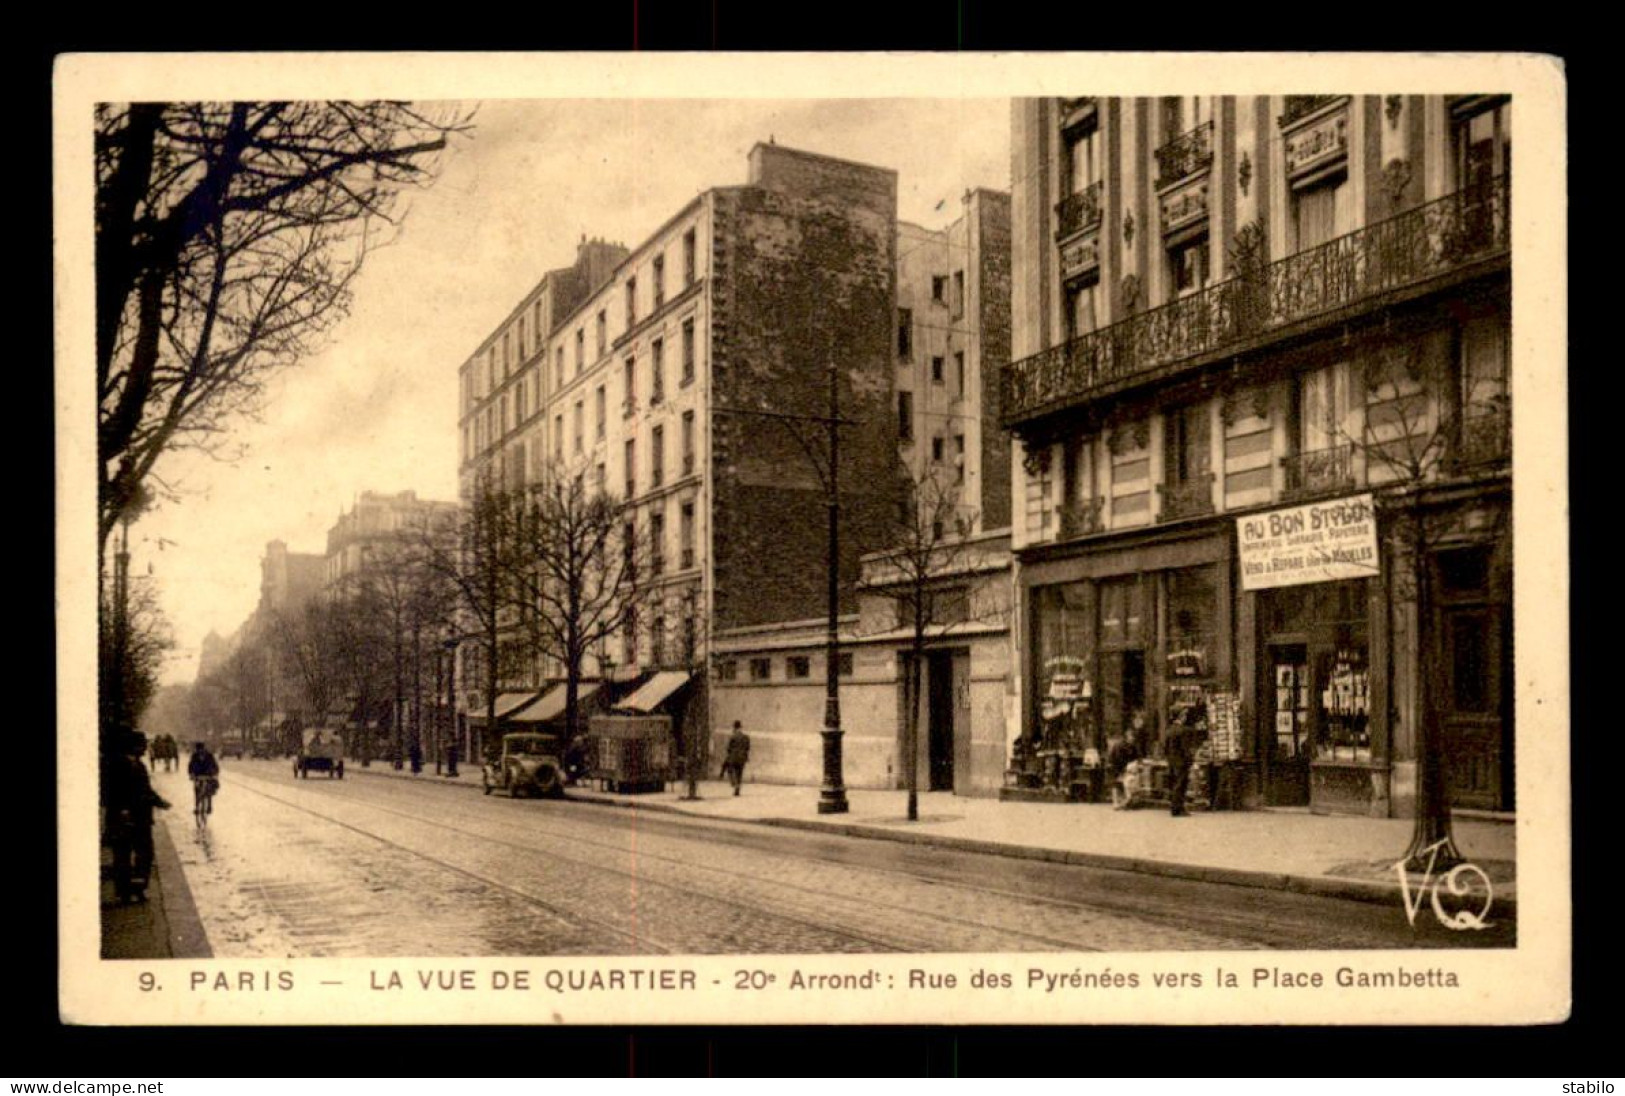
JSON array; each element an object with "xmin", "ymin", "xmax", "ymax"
[{"xmin": 55, "ymin": 51, "xmax": 1569, "ymax": 1026}]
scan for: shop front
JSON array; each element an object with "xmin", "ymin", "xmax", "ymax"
[
  {"xmin": 1237, "ymin": 493, "xmax": 1388, "ymax": 815},
  {"xmin": 1009, "ymin": 526, "xmax": 1235, "ymax": 804}
]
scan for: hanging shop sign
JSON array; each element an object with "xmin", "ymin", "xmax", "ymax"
[{"xmin": 1237, "ymin": 493, "xmax": 1379, "ymax": 591}]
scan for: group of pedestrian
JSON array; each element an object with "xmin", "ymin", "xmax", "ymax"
[
  {"xmin": 1107, "ymin": 705, "xmax": 1209, "ymax": 817},
  {"xmin": 146, "ymin": 733, "xmax": 179, "ymax": 772}
]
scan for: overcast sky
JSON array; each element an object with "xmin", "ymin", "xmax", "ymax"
[{"xmin": 133, "ymin": 97, "xmax": 1012, "ymax": 684}]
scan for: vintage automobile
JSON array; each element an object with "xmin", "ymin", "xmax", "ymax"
[
  {"xmin": 294, "ymin": 727, "xmax": 345, "ymax": 779},
  {"xmin": 483, "ymin": 732, "xmax": 566, "ymax": 799},
  {"xmin": 215, "ymin": 735, "xmax": 246, "ymax": 761}
]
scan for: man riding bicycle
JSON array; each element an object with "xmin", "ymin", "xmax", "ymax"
[{"xmin": 188, "ymin": 741, "xmax": 220, "ymax": 818}]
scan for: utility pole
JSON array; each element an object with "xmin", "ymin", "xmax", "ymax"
[{"xmin": 714, "ymin": 360, "xmax": 857, "ymax": 814}]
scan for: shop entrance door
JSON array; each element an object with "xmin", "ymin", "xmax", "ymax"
[
  {"xmin": 1435, "ymin": 546, "xmax": 1512, "ymax": 811},
  {"xmin": 927, "ymin": 650, "xmax": 956, "ymax": 792},
  {"xmin": 1440, "ymin": 604, "xmax": 1510, "ymax": 810},
  {"xmin": 1264, "ymin": 644, "xmax": 1311, "ymax": 806}
]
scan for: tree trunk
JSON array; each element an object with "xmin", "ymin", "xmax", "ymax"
[
  {"xmin": 906, "ymin": 640, "xmax": 923, "ymax": 822},
  {"xmin": 1403, "ymin": 522, "xmax": 1462, "ymax": 870}
]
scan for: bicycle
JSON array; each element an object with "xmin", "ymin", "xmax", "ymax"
[{"xmin": 192, "ymin": 775, "xmax": 217, "ymax": 822}]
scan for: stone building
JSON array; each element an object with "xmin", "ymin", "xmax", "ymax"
[
  {"xmin": 1001, "ymin": 95, "xmax": 1511, "ymax": 817},
  {"xmin": 452, "ymin": 143, "xmax": 912, "ymax": 772}
]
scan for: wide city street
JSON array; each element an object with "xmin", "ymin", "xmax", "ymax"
[{"xmin": 152, "ymin": 761, "xmax": 1514, "ymax": 957}]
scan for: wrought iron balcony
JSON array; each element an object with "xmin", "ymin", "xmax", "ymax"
[
  {"xmin": 1159, "ymin": 474, "xmax": 1215, "ymax": 521},
  {"xmin": 1054, "ymin": 180, "xmax": 1104, "ymax": 239},
  {"xmin": 1452, "ymin": 402, "xmax": 1511, "ymax": 470},
  {"xmin": 1155, "ymin": 121, "xmax": 1214, "ymax": 189},
  {"xmin": 1003, "ymin": 177, "xmax": 1509, "ymax": 427},
  {"xmin": 1281, "ymin": 95, "xmax": 1343, "ymax": 127},
  {"xmin": 1058, "ymin": 497, "xmax": 1105, "ymax": 539},
  {"xmin": 1281, "ymin": 444, "xmax": 1356, "ymax": 501}
]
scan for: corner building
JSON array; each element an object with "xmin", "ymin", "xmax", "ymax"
[{"xmin": 1003, "ymin": 95, "xmax": 1511, "ymax": 817}]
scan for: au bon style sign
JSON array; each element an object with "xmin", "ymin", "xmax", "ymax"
[{"xmin": 1237, "ymin": 493, "xmax": 1380, "ymax": 591}]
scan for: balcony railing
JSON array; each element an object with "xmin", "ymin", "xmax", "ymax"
[
  {"xmin": 1281, "ymin": 444, "xmax": 1356, "ymax": 501},
  {"xmin": 1058, "ymin": 497, "xmax": 1105, "ymax": 539},
  {"xmin": 1159, "ymin": 474, "xmax": 1215, "ymax": 521},
  {"xmin": 1453, "ymin": 403, "xmax": 1511, "ymax": 470},
  {"xmin": 1281, "ymin": 95, "xmax": 1343, "ymax": 127},
  {"xmin": 1155, "ymin": 121, "xmax": 1214, "ymax": 189},
  {"xmin": 1003, "ymin": 177, "xmax": 1509, "ymax": 426},
  {"xmin": 1054, "ymin": 180, "xmax": 1104, "ymax": 239}
]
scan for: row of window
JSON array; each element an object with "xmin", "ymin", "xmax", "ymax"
[
  {"xmin": 1039, "ymin": 315, "xmax": 1508, "ymax": 535},
  {"xmin": 626, "ymin": 496, "xmax": 699, "ymax": 579},
  {"xmin": 465, "ymin": 225, "xmax": 703, "ymax": 416},
  {"xmin": 715, "ymin": 652, "xmax": 856, "ymax": 682},
  {"xmin": 1054, "ymin": 96, "xmax": 1510, "ymax": 340},
  {"xmin": 619, "ymin": 598, "xmax": 702, "ymax": 669}
]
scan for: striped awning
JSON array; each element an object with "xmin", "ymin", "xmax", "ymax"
[
  {"xmin": 616, "ymin": 671, "xmax": 691, "ymax": 714},
  {"xmin": 509, "ymin": 682, "xmax": 601, "ymax": 724}
]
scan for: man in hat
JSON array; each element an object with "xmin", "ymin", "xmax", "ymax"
[
  {"xmin": 1166, "ymin": 704, "xmax": 1207, "ymax": 818},
  {"xmin": 107, "ymin": 732, "xmax": 170, "ymax": 903},
  {"xmin": 721, "ymin": 721, "xmax": 751, "ymax": 796}
]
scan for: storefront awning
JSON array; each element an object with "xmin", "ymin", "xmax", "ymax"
[
  {"xmin": 493, "ymin": 691, "xmax": 544, "ymax": 719},
  {"xmin": 468, "ymin": 692, "xmax": 544, "ymax": 724},
  {"xmin": 616, "ymin": 671, "xmax": 690, "ymax": 714},
  {"xmin": 509, "ymin": 682, "xmax": 601, "ymax": 724}
]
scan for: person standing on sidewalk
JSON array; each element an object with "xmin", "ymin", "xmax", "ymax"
[
  {"xmin": 108, "ymin": 732, "xmax": 170, "ymax": 903},
  {"xmin": 1166, "ymin": 705, "xmax": 1205, "ymax": 817},
  {"xmin": 721, "ymin": 721, "xmax": 751, "ymax": 796}
]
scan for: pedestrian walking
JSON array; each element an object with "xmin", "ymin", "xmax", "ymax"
[
  {"xmin": 721, "ymin": 721, "xmax": 751, "ymax": 796},
  {"xmin": 107, "ymin": 732, "xmax": 170, "ymax": 903},
  {"xmin": 1166, "ymin": 704, "xmax": 1206, "ymax": 817}
]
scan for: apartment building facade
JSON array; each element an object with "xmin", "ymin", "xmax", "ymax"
[
  {"xmin": 1002, "ymin": 95, "xmax": 1512, "ymax": 817},
  {"xmin": 324, "ymin": 490, "xmax": 461, "ymax": 591},
  {"xmin": 453, "ymin": 143, "xmax": 909, "ymax": 773}
]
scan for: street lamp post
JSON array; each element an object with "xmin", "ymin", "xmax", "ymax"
[
  {"xmin": 713, "ymin": 362, "xmax": 857, "ymax": 813},
  {"xmin": 817, "ymin": 362, "xmax": 849, "ymax": 815}
]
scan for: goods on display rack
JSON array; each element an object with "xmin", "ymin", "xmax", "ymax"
[
  {"xmin": 1317, "ymin": 646, "xmax": 1371, "ymax": 760},
  {"xmin": 1005, "ymin": 655, "xmax": 1103, "ymax": 800},
  {"xmin": 1206, "ymin": 691, "xmax": 1243, "ymax": 762}
]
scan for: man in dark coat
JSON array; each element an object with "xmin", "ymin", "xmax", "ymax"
[
  {"xmin": 107, "ymin": 732, "xmax": 170, "ymax": 903},
  {"xmin": 1166, "ymin": 705, "xmax": 1206, "ymax": 817},
  {"xmin": 721, "ymin": 721, "xmax": 751, "ymax": 796}
]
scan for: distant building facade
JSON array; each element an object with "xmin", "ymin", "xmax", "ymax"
[
  {"xmin": 324, "ymin": 489, "xmax": 461, "ymax": 591},
  {"xmin": 1002, "ymin": 95, "xmax": 1511, "ymax": 817}
]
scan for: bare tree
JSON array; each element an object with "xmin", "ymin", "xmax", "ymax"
[
  {"xmin": 339, "ymin": 532, "xmax": 454, "ymax": 769},
  {"xmin": 859, "ymin": 462, "xmax": 1005, "ymax": 821},
  {"xmin": 415, "ymin": 477, "xmax": 520, "ymax": 764},
  {"xmin": 504, "ymin": 463, "xmax": 653, "ymax": 751},
  {"xmin": 1328, "ymin": 339, "xmax": 1511, "ymax": 871},
  {"xmin": 99, "ymin": 568, "xmax": 174, "ymax": 741},
  {"xmin": 95, "ymin": 101, "xmax": 473, "ymax": 555}
]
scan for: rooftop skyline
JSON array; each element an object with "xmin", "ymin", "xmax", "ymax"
[{"xmin": 123, "ymin": 97, "xmax": 1012, "ymax": 684}]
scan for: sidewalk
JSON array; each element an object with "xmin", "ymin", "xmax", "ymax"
[
  {"xmin": 350, "ymin": 762, "xmax": 1517, "ymax": 912},
  {"xmin": 100, "ymin": 812, "xmax": 212, "ymax": 960}
]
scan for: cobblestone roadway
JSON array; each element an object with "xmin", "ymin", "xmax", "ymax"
[{"xmin": 156, "ymin": 763, "xmax": 1503, "ymax": 958}]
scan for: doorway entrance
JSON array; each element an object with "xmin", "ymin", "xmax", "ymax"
[{"xmin": 926, "ymin": 650, "xmax": 956, "ymax": 792}]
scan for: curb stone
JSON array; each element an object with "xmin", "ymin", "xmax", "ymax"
[{"xmin": 352, "ymin": 766, "xmax": 1518, "ymax": 918}]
